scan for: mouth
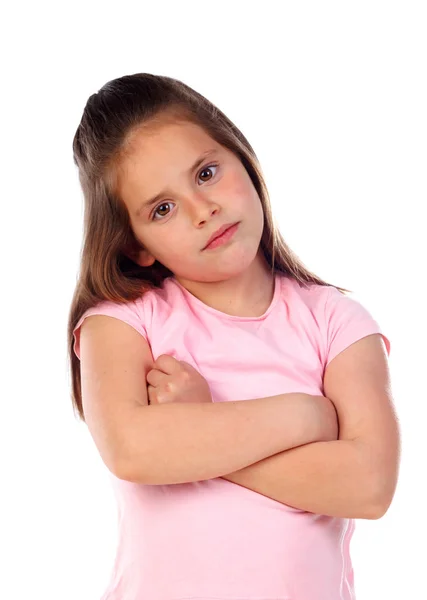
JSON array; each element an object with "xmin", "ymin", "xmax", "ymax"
[{"xmin": 202, "ymin": 222, "xmax": 240, "ymax": 251}]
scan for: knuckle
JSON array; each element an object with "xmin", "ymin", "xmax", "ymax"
[{"xmin": 155, "ymin": 355, "xmax": 167, "ymax": 368}]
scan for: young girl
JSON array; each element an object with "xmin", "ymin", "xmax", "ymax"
[{"xmin": 68, "ymin": 73, "xmax": 400, "ymax": 600}]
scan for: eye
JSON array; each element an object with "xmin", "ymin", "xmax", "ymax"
[
  {"xmin": 151, "ymin": 201, "xmax": 174, "ymax": 221},
  {"xmin": 151, "ymin": 163, "xmax": 219, "ymax": 221},
  {"xmin": 197, "ymin": 163, "xmax": 219, "ymax": 184}
]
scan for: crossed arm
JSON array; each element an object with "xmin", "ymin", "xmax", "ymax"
[{"xmin": 220, "ymin": 334, "xmax": 401, "ymax": 520}]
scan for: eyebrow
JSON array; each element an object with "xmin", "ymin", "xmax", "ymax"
[{"xmin": 135, "ymin": 148, "xmax": 219, "ymax": 217}]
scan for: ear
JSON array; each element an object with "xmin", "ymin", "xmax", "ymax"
[
  {"xmin": 135, "ymin": 249, "xmax": 156, "ymax": 267},
  {"xmin": 123, "ymin": 245, "xmax": 156, "ymax": 267}
]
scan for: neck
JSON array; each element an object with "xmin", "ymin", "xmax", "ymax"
[{"xmin": 175, "ymin": 250, "xmax": 276, "ymax": 317}]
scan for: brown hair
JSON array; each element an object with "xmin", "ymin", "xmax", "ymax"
[{"xmin": 68, "ymin": 72, "xmax": 351, "ymax": 422}]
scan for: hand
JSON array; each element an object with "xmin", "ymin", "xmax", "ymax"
[{"xmin": 146, "ymin": 354, "xmax": 212, "ymax": 405}]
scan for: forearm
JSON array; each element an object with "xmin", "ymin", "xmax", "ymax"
[
  {"xmin": 221, "ymin": 439, "xmax": 382, "ymax": 519},
  {"xmin": 119, "ymin": 394, "xmax": 328, "ymax": 485}
]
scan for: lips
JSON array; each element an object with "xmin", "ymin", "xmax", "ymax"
[{"xmin": 203, "ymin": 222, "xmax": 239, "ymax": 250}]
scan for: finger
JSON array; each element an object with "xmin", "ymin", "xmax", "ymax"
[
  {"xmin": 146, "ymin": 368, "xmax": 168, "ymax": 387},
  {"xmin": 148, "ymin": 383, "xmax": 170, "ymax": 405},
  {"xmin": 147, "ymin": 384, "xmax": 157, "ymax": 405},
  {"xmin": 179, "ymin": 360, "xmax": 197, "ymax": 373},
  {"xmin": 154, "ymin": 354, "xmax": 182, "ymax": 375}
]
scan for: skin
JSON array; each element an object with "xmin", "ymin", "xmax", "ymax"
[
  {"xmin": 116, "ymin": 119, "xmax": 275, "ymax": 318},
  {"xmin": 108, "ymin": 121, "xmax": 344, "ymax": 504}
]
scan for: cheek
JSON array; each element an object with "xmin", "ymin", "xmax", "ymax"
[
  {"xmin": 153, "ymin": 231, "xmax": 193, "ymax": 262},
  {"xmin": 224, "ymin": 171, "xmax": 249, "ymax": 195},
  {"xmin": 225, "ymin": 172, "xmax": 260, "ymax": 209}
]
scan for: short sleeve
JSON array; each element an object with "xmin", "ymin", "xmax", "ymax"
[
  {"xmin": 73, "ymin": 299, "xmax": 148, "ymax": 360},
  {"xmin": 324, "ymin": 287, "xmax": 391, "ymax": 368}
]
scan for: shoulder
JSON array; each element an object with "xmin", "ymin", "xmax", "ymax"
[
  {"xmin": 283, "ymin": 276, "xmax": 364, "ymax": 315},
  {"xmin": 280, "ymin": 275, "xmax": 335, "ymax": 311},
  {"xmin": 281, "ymin": 276, "xmax": 390, "ymax": 363},
  {"xmin": 72, "ymin": 278, "xmax": 179, "ymax": 360}
]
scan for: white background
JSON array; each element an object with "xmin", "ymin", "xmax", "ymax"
[{"xmin": 1, "ymin": 1, "xmax": 425, "ymax": 599}]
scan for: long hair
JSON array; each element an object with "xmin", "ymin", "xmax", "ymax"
[{"xmin": 68, "ymin": 72, "xmax": 351, "ymax": 422}]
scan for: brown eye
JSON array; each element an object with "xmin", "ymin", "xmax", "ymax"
[
  {"xmin": 198, "ymin": 163, "xmax": 218, "ymax": 184},
  {"xmin": 152, "ymin": 202, "xmax": 174, "ymax": 221}
]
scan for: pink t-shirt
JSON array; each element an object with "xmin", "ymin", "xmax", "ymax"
[{"xmin": 73, "ymin": 273, "xmax": 390, "ymax": 600}]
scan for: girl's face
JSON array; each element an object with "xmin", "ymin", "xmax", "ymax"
[{"xmin": 116, "ymin": 120, "xmax": 265, "ymax": 283}]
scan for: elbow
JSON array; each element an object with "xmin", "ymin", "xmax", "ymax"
[
  {"xmin": 359, "ymin": 443, "xmax": 399, "ymax": 520},
  {"xmin": 111, "ymin": 456, "xmax": 150, "ymax": 484},
  {"xmin": 365, "ymin": 499, "xmax": 391, "ymax": 520},
  {"xmin": 364, "ymin": 500, "xmax": 388, "ymax": 520},
  {"xmin": 106, "ymin": 448, "xmax": 149, "ymax": 484},
  {"xmin": 111, "ymin": 459, "xmax": 137, "ymax": 483},
  {"xmin": 364, "ymin": 478, "xmax": 396, "ymax": 520},
  {"xmin": 105, "ymin": 453, "xmax": 134, "ymax": 482}
]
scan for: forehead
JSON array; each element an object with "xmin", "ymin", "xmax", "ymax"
[{"xmin": 124, "ymin": 120, "xmax": 218, "ymax": 164}]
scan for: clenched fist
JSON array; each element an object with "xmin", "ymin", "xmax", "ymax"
[{"xmin": 146, "ymin": 354, "xmax": 212, "ymax": 405}]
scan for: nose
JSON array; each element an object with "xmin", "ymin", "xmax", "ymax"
[{"xmin": 187, "ymin": 194, "xmax": 221, "ymax": 226}]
